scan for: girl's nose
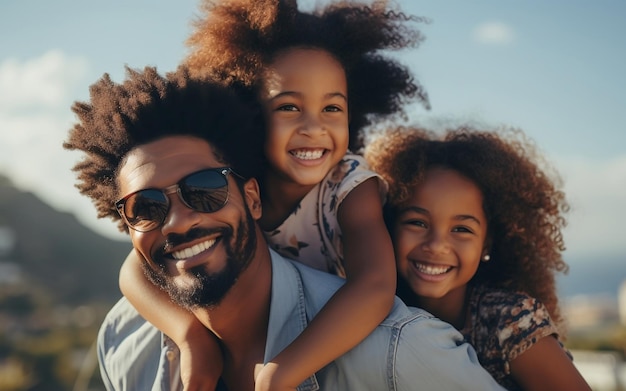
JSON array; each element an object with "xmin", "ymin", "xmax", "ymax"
[
  {"xmin": 297, "ymin": 112, "xmax": 326, "ymax": 136},
  {"xmin": 421, "ymin": 230, "xmax": 450, "ymax": 255}
]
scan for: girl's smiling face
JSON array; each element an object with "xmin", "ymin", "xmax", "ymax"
[
  {"xmin": 392, "ymin": 167, "xmax": 489, "ymax": 303},
  {"xmin": 260, "ymin": 47, "xmax": 349, "ymax": 187}
]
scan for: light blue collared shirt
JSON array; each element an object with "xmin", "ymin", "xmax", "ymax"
[{"xmin": 98, "ymin": 250, "xmax": 505, "ymax": 390}]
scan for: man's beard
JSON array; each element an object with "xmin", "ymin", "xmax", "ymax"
[{"xmin": 144, "ymin": 208, "xmax": 257, "ymax": 310}]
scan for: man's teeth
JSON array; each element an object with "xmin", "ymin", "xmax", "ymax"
[
  {"xmin": 172, "ymin": 239, "xmax": 216, "ymax": 260},
  {"xmin": 291, "ymin": 149, "xmax": 324, "ymax": 160},
  {"xmin": 415, "ymin": 263, "xmax": 451, "ymax": 275}
]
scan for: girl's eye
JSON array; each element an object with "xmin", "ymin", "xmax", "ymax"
[
  {"xmin": 323, "ymin": 105, "xmax": 342, "ymax": 113},
  {"xmin": 276, "ymin": 104, "xmax": 298, "ymax": 112},
  {"xmin": 404, "ymin": 219, "xmax": 427, "ymax": 229},
  {"xmin": 452, "ymin": 226, "xmax": 473, "ymax": 234}
]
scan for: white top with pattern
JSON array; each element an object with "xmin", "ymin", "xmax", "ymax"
[{"xmin": 264, "ymin": 153, "xmax": 386, "ymax": 277}]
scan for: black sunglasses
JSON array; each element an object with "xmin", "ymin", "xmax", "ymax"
[{"xmin": 115, "ymin": 167, "xmax": 243, "ymax": 232}]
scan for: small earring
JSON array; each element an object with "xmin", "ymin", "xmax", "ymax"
[{"xmin": 482, "ymin": 254, "xmax": 491, "ymax": 262}]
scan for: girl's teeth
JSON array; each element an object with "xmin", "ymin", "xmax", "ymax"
[
  {"xmin": 172, "ymin": 239, "xmax": 216, "ymax": 260},
  {"xmin": 291, "ymin": 149, "xmax": 324, "ymax": 160},
  {"xmin": 415, "ymin": 263, "xmax": 451, "ymax": 275}
]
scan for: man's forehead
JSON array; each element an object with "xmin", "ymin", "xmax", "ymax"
[{"xmin": 118, "ymin": 136, "xmax": 222, "ymax": 194}]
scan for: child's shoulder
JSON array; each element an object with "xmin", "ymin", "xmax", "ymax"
[
  {"xmin": 470, "ymin": 284, "xmax": 547, "ymax": 321},
  {"xmin": 467, "ymin": 284, "xmax": 560, "ymax": 369},
  {"xmin": 325, "ymin": 152, "xmax": 380, "ymax": 188},
  {"xmin": 468, "ymin": 284, "xmax": 557, "ymax": 344},
  {"xmin": 334, "ymin": 152, "xmax": 371, "ymax": 174}
]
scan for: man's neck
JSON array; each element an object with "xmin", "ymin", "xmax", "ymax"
[{"xmin": 192, "ymin": 244, "xmax": 273, "ymax": 390}]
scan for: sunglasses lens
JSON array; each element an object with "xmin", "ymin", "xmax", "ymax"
[
  {"xmin": 180, "ymin": 170, "xmax": 229, "ymax": 212},
  {"xmin": 123, "ymin": 189, "xmax": 169, "ymax": 232},
  {"xmin": 117, "ymin": 168, "xmax": 234, "ymax": 232}
]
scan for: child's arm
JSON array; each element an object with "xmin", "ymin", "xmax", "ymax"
[
  {"xmin": 119, "ymin": 249, "xmax": 223, "ymax": 390},
  {"xmin": 510, "ymin": 336, "xmax": 591, "ymax": 391},
  {"xmin": 255, "ymin": 178, "xmax": 396, "ymax": 391}
]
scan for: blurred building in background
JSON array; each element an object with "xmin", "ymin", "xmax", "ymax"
[{"xmin": 565, "ymin": 294, "xmax": 619, "ymax": 329}]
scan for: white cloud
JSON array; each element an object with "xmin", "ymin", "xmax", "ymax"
[
  {"xmin": 0, "ymin": 52, "xmax": 127, "ymax": 241},
  {"xmin": 0, "ymin": 50, "xmax": 88, "ymax": 110},
  {"xmin": 472, "ymin": 22, "xmax": 515, "ymax": 45},
  {"xmin": 0, "ymin": 52, "xmax": 87, "ymax": 191},
  {"xmin": 555, "ymin": 154, "xmax": 626, "ymax": 258}
]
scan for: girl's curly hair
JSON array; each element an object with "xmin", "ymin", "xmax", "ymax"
[
  {"xmin": 185, "ymin": 0, "xmax": 430, "ymax": 152},
  {"xmin": 63, "ymin": 66, "xmax": 266, "ymax": 233},
  {"xmin": 365, "ymin": 125, "xmax": 570, "ymax": 327}
]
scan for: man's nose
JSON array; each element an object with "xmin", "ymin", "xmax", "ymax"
[{"xmin": 160, "ymin": 194, "xmax": 203, "ymax": 235}]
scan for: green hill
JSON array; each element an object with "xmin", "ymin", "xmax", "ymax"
[{"xmin": 0, "ymin": 175, "xmax": 131, "ymax": 304}]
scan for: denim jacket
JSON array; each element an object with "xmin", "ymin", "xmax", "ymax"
[{"xmin": 97, "ymin": 250, "xmax": 505, "ymax": 390}]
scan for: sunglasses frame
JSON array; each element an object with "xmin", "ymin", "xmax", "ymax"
[{"xmin": 115, "ymin": 167, "xmax": 243, "ymax": 232}]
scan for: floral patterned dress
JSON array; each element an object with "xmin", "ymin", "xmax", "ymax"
[
  {"xmin": 461, "ymin": 283, "xmax": 570, "ymax": 390},
  {"xmin": 264, "ymin": 153, "xmax": 386, "ymax": 277}
]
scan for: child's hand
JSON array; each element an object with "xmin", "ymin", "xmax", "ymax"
[
  {"xmin": 178, "ymin": 334, "xmax": 223, "ymax": 391},
  {"xmin": 254, "ymin": 362, "xmax": 298, "ymax": 391}
]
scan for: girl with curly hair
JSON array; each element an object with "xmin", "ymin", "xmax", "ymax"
[
  {"xmin": 118, "ymin": 1, "xmax": 431, "ymax": 389},
  {"xmin": 365, "ymin": 125, "xmax": 591, "ymax": 390}
]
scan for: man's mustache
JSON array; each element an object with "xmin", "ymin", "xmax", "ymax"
[{"xmin": 153, "ymin": 226, "xmax": 233, "ymax": 260}]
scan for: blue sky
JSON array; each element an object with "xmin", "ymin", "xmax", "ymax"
[{"xmin": 1, "ymin": 1, "xmax": 625, "ymax": 271}]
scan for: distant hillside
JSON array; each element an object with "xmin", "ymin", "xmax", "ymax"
[{"xmin": 0, "ymin": 175, "xmax": 131, "ymax": 304}]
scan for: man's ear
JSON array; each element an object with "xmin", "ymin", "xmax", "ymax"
[{"xmin": 243, "ymin": 178, "xmax": 262, "ymax": 219}]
